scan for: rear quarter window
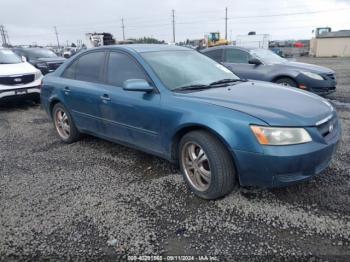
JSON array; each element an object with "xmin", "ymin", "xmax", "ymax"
[{"xmin": 62, "ymin": 59, "xmax": 78, "ymax": 79}]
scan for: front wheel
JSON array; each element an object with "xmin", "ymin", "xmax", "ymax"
[
  {"xmin": 274, "ymin": 77, "xmax": 297, "ymax": 87},
  {"xmin": 179, "ymin": 130, "xmax": 237, "ymax": 199},
  {"xmin": 52, "ymin": 103, "xmax": 81, "ymax": 143}
]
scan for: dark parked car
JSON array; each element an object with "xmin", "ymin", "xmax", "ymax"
[
  {"xmin": 201, "ymin": 46, "xmax": 336, "ymax": 95},
  {"xmin": 12, "ymin": 47, "xmax": 65, "ymax": 75},
  {"xmin": 41, "ymin": 45, "xmax": 340, "ymax": 199}
]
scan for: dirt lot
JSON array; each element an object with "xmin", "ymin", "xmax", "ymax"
[{"xmin": 0, "ymin": 57, "xmax": 350, "ymax": 261}]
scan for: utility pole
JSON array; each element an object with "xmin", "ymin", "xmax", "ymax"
[
  {"xmin": 225, "ymin": 7, "xmax": 228, "ymax": 40},
  {"xmin": 121, "ymin": 18, "xmax": 125, "ymax": 40},
  {"xmin": 54, "ymin": 26, "xmax": 60, "ymax": 48},
  {"xmin": 0, "ymin": 25, "xmax": 8, "ymax": 47},
  {"xmin": 172, "ymin": 9, "xmax": 175, "ymax": 43},
  {"xmin": 4, "ymin": 29, "xmax": 10, "ymax": 46}
]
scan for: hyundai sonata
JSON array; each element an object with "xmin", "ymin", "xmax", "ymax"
[{"xmin": 41, "ymin": 45, "xmax": 340, "ymax": 199}]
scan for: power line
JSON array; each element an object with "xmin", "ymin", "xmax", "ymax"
[
  {"xmin": 14, "ymin": 6, "xmax": 349, "ymax": 33},
  {"xmin": 228, "ymin": 7, "xmax": 350, "ymax": 20},
  {"xmin": 6, "ymin": 6, "xmax": 350, "ymax": 43}
]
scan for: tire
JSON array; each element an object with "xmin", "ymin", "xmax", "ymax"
[
  {"xmin": 33, "ymin": 97, "xmax": 41, "ymax": 104},
  {"xmin": 179, "ymin": 130, "xmax": 237, "ymax": 199},
  {"xmin": 274, "ymin": 77, "xmax": 297, "ymax": 87},
  {"xmin": 52, "ymin": 103, "xmax": 81, "ymax": 143}
]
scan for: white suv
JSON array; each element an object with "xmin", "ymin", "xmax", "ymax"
[{"xmin": 0, "ymin": 48, "xmax": 43, "ymax": 101}]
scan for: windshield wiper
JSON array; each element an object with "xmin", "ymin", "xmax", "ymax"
[
  {"xmin": 209, "ymin": 78, "xmax": 247, "ymax": 86},
  {"xmin": 173, "ymin": 84, "xmax": 212, "ymax": 92},
  {"xmin": 173, "ymin": 79, "xmax": 248, "ymax": 92}
]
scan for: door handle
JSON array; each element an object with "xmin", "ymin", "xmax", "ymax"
[
  {"xmin": 64, "ymin": 86, "xmax": 71, "ymax": 95},
  {"xmin": 100, "ymin": 94, "xmax": 111, "ymax": 102}
]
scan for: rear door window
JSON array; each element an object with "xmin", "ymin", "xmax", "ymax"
[{"xmin": 74, "ymin": 51, "xmax": 105, "ymax": 83}]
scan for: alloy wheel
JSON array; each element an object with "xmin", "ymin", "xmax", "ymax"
[
  {"xmin": 279, "ymin": 82, "xmax": 291, "ymax": 86},
  {"xmin": 55, "ymin": 109, "xmax": 70, "ymax": 140},
  {"xmin": 181, "ymin": 142, "xmax": 211, "ymax": 191}
]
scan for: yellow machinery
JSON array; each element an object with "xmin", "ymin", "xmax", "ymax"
[{"xmin": 207, "ymin": 32, "xmax": 229, "ymax": 47}]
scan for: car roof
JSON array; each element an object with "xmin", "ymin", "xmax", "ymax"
[
  {"xmin": 201, "ymin": 45, "xmax": 257, "ymax": 52},
  {"xmin": 13, "ymin": 47, "xmax": 49, "ymax": 51},
  {"xmin": 94, "ymin": 44, "xmax": 192, "ymax": 53}
]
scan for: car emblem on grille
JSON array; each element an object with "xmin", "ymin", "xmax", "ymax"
[
  {"xmin": 14, "ymin": 78, "xmax": 22, "ymax": 82},
  {"xmin": 329, "ymin": 123, "xmax": 334, "ymax": 133}
]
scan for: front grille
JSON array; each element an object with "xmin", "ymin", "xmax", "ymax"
[
  {"xmin": 325, "ymin": 73, "xmax": 336, "ymax": 81},
  {"xmin": 47, "ymin": 62, "xmax": 63, "ymax": 71},
  {"xmin": 317, "ymin": 115, "xmax": 338, "ymax": 138},
  {"xmin": 0, "ymin": 74, "xmax": 35, "ymax": 86}
]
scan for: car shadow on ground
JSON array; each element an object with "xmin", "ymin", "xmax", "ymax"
[{"xmin": 0, "ymin": 99, "xmax": 40, "ymax": 111}]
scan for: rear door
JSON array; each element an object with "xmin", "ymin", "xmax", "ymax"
[
  {"xmin": 60, "ymin": 51, "xmax": 106, "ymax": 134},
  {"xmin": 99, "ymin": 51, "xmax": 162, "ymax": 152}
]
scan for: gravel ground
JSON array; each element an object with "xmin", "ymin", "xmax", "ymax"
[{"xmin": 0, "ymin": 57, "xmax": 350, "ymax": 261}]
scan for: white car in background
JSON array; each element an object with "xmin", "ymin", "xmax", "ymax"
[{"xmin": 0, "ymin": 48, "xmax": 42, "ymax": 102}]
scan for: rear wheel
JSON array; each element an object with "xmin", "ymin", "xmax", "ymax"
[
  {"xmin": 274, "ymin": 77, "xmax": 297, "ymax": 87},
  {"xmin": 52, "ymin": 103, "xmax": 81, "ymax": 143},
  {"xmin": 179, "ymin": 130, "xmax": 237, "ymax": 199}
]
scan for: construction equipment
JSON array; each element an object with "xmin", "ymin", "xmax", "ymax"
[
  {"xmin": 205, "ymin": 32, "xmax": 228, "ymax": 47},
  {"xmin": 313, "ymin": 27, "xmax": 332, "ymax": 37},
  {"xmin": 85, "ymin": 33, "xmax": 115, "ymax": 48}
]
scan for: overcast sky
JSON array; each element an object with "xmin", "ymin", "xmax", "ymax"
[{"xmin": 1, "ymin": 0, "xmax": 350, "ymax": 46}]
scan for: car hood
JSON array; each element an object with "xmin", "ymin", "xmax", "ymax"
[
  {"xmin": 179, "ymin": 81, "xmax": 334, "ymax": 127},
  {"xmin": 32, "ymin": 57, "xmax": 65, "ymax": 63},
  {"xmin": 0, "ymin": 62, "xmax": 37, "ymax": 76},
  {"xmin": 280, "ymin": 61, "xmax": 334, "ymax": 74}
]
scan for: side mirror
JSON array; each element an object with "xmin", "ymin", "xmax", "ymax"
[
  {"xmin": 21, "ymin": 56, "xmax": 27, "ymax": 62},
  {"xmin": 123, "ymin": 79, "xmax": 154, "ymax": 92},
  {"xmin": 248, "ymin": 58, "xmax": 262, "ymax": 65}
]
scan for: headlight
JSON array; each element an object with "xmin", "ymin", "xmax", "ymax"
[
  {"xmin": 301, "ymin": 71, "xmax": 324, "ymax": 80},
  {"xmin": 250, "ymin": 125, "xmax": 312, "ymax": 145},
  {"xmin": 36, "ymin": 62, "xmax": 48, "ymax": 68},
  {"xmin": 34, "ymin": 70, "xmax": 42, "ymax": 80}
]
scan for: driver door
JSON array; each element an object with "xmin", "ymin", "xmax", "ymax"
[
  {"xmin": 99, "ymin": 51, "xmax": 162, "ymax": 153},
  {"xmin": 223, "ymin": 48, "xmax": 265, "ymax": 80}
]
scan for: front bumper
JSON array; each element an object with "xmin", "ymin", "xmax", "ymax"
[
  {"xmin": 233, "ymin": 123, "xmax": 341, "ymax": 187},
  {"xmin": 309, "ymin": 86, "xmax": 336, "ymax": 96},
  {"xmin": 296, "ymin": 73, "xmax": 336, "ymax": 96},
  {"xmin": 0, "ymin": 83, "xmax": 41, "ymax": 100}
]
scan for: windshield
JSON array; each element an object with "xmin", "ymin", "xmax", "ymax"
[
  {"xmin": 250, "ymin": 49, "xmax": 286, "ymax": 64},
  {"xmin": 26, "ymin": 49, "xmax": 58, "ymax": 59},
  {"xmin": 0, "ymin": 49, "xmax": 22, "ymax": 64},
  {"xmin": 141, "ymin": 50, "xmax": 239, "ymax": 90}
]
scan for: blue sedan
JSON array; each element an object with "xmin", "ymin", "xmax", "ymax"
[{"xmin": 41, "ymin": 44, "xmax": 341, "ymax": 199}]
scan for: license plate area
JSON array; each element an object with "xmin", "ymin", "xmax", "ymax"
[{"xmin": 15, "ymin": 89, "xmax": 28, "ymax": 95}]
